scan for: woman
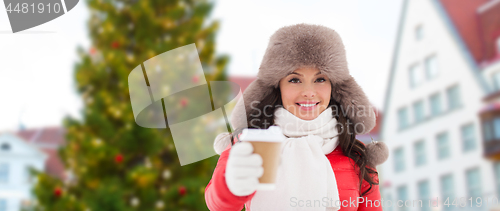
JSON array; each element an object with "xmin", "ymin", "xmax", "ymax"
[{"xmin": 205, "ymin": 23, "xmax": 388, "ymax": 211}]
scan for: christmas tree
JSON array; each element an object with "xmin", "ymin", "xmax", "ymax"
[{"xmin": 29, "ymin": 0, "xmax": 230, "ymax": 210}]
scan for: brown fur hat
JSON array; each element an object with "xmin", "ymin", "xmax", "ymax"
[{"xmin": 229, "ymin": 23, "xmax": 376, "ymax": 134}]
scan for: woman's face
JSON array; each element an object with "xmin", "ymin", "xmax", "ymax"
[{"xmin": 279, "ymin": 66, "xmax": 331, "ymax": 120}]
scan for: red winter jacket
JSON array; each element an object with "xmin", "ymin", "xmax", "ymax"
[{"xmin": 205, "ymin": 143, "xmax": 382, "ymax": 211}]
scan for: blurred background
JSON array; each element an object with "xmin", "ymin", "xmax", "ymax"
[{"xmin": 0, "ymin": 0, "xmax": 499, "ymax": 210}]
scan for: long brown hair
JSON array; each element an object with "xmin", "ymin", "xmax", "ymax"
[{"xmin": 229, "ymin": 85, "xmax": 379, "ymax": 196}]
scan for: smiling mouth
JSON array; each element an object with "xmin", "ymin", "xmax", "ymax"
[{"xmin": 296, "ymin": 102, "xmax": 320, "ymax": 107}]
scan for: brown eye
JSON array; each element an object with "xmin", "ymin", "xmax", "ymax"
[
  {"xmin": 289, "ymin": 78, "xmax": 300, "ymax": 83},
  {"xmin": 316, "ymin": 77, "xmax": 326, "ymax": 83}
]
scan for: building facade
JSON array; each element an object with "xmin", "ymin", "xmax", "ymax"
[
  {"xmin": 0, "ymin": 127, "xmax": 66, "ymax": 211},
  {"xmin": 380, "ymin": 0, "xmax": 500, "ymax": 211},
  {"xmin": 0, "ymin": 133, "xmax": 46, "ymax": 211}
]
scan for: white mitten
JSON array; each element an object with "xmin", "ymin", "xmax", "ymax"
[{"xmin": 225, "ymin": 141, "xmax": 264, "ymax": 196}]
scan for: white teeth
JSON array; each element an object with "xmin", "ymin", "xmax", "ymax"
[{"xmin": 299, "ymin": 103, "xmax": 316, "ymax": 107}]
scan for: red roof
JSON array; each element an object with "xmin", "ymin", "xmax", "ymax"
[
  {"xmin": 477, "ymin": 0, "xmax": 500, "ymax": 66},
  {"xmin": 16, "ymin": 126, "xmax": 66, "ymax": 145},
  {"xmin": 439, "ymin": 0, "xmax": 500, "ymax": 67},
  {"xmin": 14, "ymin": 129, "xmax": 37, "ymax": 142},
  {"xmin": 39, "ymin": 148, "xmax": 66, "ymax": 180},
  {"xmin": 15, "ymin": 126, "xmax": 66, "ymax": 180},
  {"xmin": 228, "ymin": 75, "xmax": 256, "ymax": 94}
]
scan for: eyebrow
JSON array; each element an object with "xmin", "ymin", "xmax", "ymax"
[{"xmin": 288, "ymin": 71, "xmax": 323, "ymax": 76}]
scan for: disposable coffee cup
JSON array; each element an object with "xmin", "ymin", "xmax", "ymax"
[{"xmin": 239, "ymin": 126, "xmax": 286, "ymax": 190}]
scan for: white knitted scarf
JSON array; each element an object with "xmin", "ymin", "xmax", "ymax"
[{"xmin": 248, "ymin": 106, "xmax": 341, "ymax": 211}]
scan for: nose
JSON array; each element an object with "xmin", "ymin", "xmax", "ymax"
[{"xmin": 302, "ymin": 85, "xmax": 316, "ymax": 98}]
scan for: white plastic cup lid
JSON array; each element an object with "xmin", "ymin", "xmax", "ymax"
[{"xmin": 239, "ymin": 126, "xmax": 286, "ymax": 142}]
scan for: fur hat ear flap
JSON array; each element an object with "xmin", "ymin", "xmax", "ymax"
[
  {"xmin": 365, "ymin": 141, "xmax": 389, "ymax": 167},
  {"xmin": 331, "ymin": 75, "xmax": 376, "ymax": 135}
]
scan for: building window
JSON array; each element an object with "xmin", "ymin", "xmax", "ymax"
[
  {"xmin": 398, "ymin": 107, "xmax": 410, "ymax": 129},
  {"xmin": 394, "ymin": 147, "xmax": 405, "ymax": 173},
  {"xmin": 409, "ymin": 64, "xmax": 424, "ymax": 88},
  {"xmin": 0, "ymin": 164, "xmax": 8, "ymax": 184},
  {"xmin": 446, "ymin": 85, "xmax": 461, "ymax": 110},
  {"xmin": 414, "ymin": 140, "xmax": 426, "ymax": 166},
  {"xmin": 483, "ymin": 120, "xmax": 493, "ymax": 142},
  {"xmin": 0, "ymin": 199, "xmax": 6, "ymax": 211},
  {"xmin": 413, "ymin": 100, "xmax": 425, "ymax": 123},
  {"xmin": 416, "ymin": 25, "xmax": 424, "ymax": 41},
  {"xmin": 495, "ymin": 162, "xmax": 500, "ymax": 197},
  {"xmin": 417, "ymin": 180, "xmax": 431, "ymax": 211},
  {"xmin": 481, "ymin": 118, "xmax": 500, "ymax": 142},
  {"xmin": 397, "ymin": 185, "xmax": 409, "ymax": 211},
  {"xmin": 425, "ymin": 55, "xmax": 438, "ymax": 79},
  {"xmin": 465, "ymin": 168, "xmax": 482, "ymax": 206},
  {"xmin": 492, "ymin": 72, "xmax": 500, "ymax": 91},
  {"xmin": 436, "ymin": 132, "xmax": 450, "ymax": 160},
  {"xmin": 461, "ymin": 123, "xmax": 476, "ymax": 152},
  {"xmin": 429, "ymin": 93, "xmax": 442, "ymax": 116},
  {"xmin": 440, "ymin": 174, "xmax": 454, "ymax": 211},
  {"xmin": 0, "ymin": 143, "xmax": 9, "ymax": 151},
  {"xmin": 494, "ymin": 118, "xmax": 500, "ymax": 140}
]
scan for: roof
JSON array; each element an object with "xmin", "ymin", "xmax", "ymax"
[
  {"xmin": 15, "ymin": 126, "xmax": 66, "ymax": 180},
  {"xmin": 438, "ymin": 0, "xmax": 491, "ymax": 64},
  {"xmin": 477, "ymin": 0, "xmax": 500, "ymax": 66},
  {"xmin": 476, "ymin": 0, "xmax": 500, "ymax": 67},
  {"xmin": 432, "ymin": 0, "xmax": 491, "ymax": 93},
  {"xmin": 438, "ymin": 0, "xmax": 500, "ymax": 67},
  {"xmin": 228, "ymin": 75, "xmax": 256, "ymax": 94},
  {"xmin": 38, "ymin": 148, "xmax": 66, "ymax": 180},
  {"xmin": 16, "ymin": 126, "xmax": 66, "ymax": 146}
]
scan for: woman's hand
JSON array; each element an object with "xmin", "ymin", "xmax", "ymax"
[{"xmin": 225, "ymin": 141, "xmax": 264, "ymax": 196}]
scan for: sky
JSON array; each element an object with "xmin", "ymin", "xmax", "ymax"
[{"xmin": 0, "ymin": 0, "xmax": 403, "ymax": 131}]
